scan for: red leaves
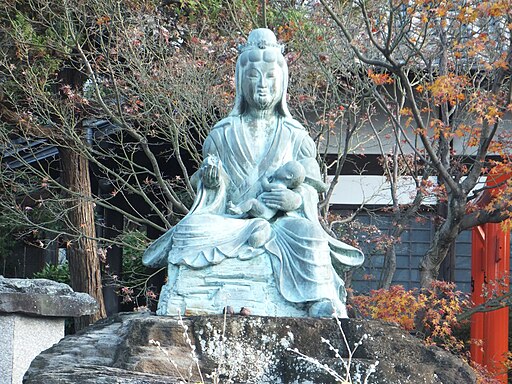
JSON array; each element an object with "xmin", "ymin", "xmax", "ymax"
[
  {"xmin": 277, "ymin": 21, "xmax": 300, "ymax": 43},
  {"xmin": 352, "ymin": 285, "xmax": 420, "ymax": 331},
  {"xmin": 352, "ymin": 281, "xmax": 471, "ymax": 354},
  {"xmin": 96, "ymin": 16, "xmax": 111, "ymax": 26},
  {"xmin": 368, "ymin": 69, "xmax": 394, "ymax": 86}
]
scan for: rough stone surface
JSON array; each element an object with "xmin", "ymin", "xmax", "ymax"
[
  {"xmin": 0, "ymin": 276, "xmax": 98, "ymax": 317},
  {"xmin": 24, "ymin": 312, "xmax": 477, "ymax": 384}
]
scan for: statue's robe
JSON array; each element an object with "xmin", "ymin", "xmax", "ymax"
[{"xmin": 143, "ymin": 115, "xmax": 363, "ymax": 304}]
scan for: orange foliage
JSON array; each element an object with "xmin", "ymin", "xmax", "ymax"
[
  {"xmin": 352, "ymin": 285, "xmax": 421, "ymax": 330},
  {"xmin": 454, "ymin": 124, "xmax": 471, "ymax": 138},
  {"xmin": 352, "ymin": 281, "xmax": 471, "ymax": 354},
  {"xmin": 277, "ymin": 20, "xmax": 300, "ymax": 43},
  {"xmin": 457, "ymin": 6, "xmax": 478, "ymax": 23},
  {"xmin": 426, "ymin": 75, "xmax": 468, "ymax": 106},
  {"xmin": 479, "ymin": 0, "xmax": 511, "ymax": 18},
  {"xmin": 96, "ymin": 16, "xmax": 111, "ymax": 26},
  {"xmin": 469, "ymin": 92, "xmax": 504, "ymax": 126},
  {"xmin": 399, "ymin": 107, "xmax": 412, "ymax": 116},
  {"xmin": 420, "ymin": 281, "xmax": 468, "ymax": 353},
  {"xmin": 368, "ymin": 69, "xmax": 394, "ymax": 85}
]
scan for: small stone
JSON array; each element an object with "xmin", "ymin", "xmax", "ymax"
[
  {"xmin": 223, "ymin": 306, "xmax": 235, "ymax": 315},
  {"xmin": 239, "ymin": 307, "xmax": 251, "ymax": 316}
]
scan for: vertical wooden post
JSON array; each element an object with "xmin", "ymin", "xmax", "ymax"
[
  {"xmin": 470, "ymin": 225, "xmax": 485, "ymax": 365},
  {"xmin": 482, "ymin": 223, "xmax": 509, "ymax": 382},
  {"xmin": 471, "ymin": 169, "xmax": 510, "ymax": 382}
]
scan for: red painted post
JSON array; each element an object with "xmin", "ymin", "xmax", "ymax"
[
  {"xmin": 482, "ymin": 223, "xmax": 509, "ymax": 381},
  {"xmin": 470, "ymin": 170, "xmax": 510, "ymax": 382},
  {"xmin": 470, "ymin": 225, "xmax": 485, "ymax": 365}
]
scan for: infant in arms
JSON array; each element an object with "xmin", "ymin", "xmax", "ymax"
[{"xmin": 228, "ymin": 160, "xmax": 305, "ymax": 220}]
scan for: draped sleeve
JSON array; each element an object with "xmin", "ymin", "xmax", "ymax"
[
  {"xmin": 294, "ymin": 134, "xmax": 328, "ymax": 192},
  {"xmin": 203, "ymin": 118, "xmax": 232, "ymax": 158},
  {"xmin": 298, "ymin": 134, "xmax": 316, "ymax": 160},
  {"xmin": 203, "ymin": 135, "xmax": 218, "ymax": 158}
]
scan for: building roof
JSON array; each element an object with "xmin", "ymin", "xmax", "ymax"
[{"xmin": 0, "ymin": 120, "xmax": 117, "ymax": 169}]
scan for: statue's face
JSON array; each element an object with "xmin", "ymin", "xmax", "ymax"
[{"xmin": 241, "ymin": 57, "xmax": 283, "ymax": 112}]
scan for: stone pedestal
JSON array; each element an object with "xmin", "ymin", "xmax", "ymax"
[
  {"xmin": 24, "ymin": 312, "xmax": 477, "ymax": 384},
  {"xmin": 161, "ymin": 253, "xmax": 308, "ymax": 317},
  {"xmin": 0, "ymin": 276, "xmax": 98, "ymax": 384},
  {"xmin": 0, "ymin": 315, "xmax": 63, "ymax": 384}
]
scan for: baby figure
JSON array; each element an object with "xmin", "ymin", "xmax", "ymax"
[{"xmin": 227, "ymin": 160, "xmax": 306, "ymax": 220}]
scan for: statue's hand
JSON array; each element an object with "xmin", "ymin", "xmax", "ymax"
[
  {"xmin": 201, "ymin": 161, "xmax": 220, "ymax": 188},
  {"xmin": 260, "ymin": 189, "xmax": 302, "ymax": 212}
]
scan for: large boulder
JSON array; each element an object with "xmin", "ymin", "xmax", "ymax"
[{"xmin": 24, "ymin": 312, "xmax": 476, "ymax": 384}]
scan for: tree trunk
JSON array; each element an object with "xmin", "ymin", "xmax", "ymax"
[
  {"xmin": 379, "ymin": 214, "xmax": 416, "ymax": 289},
  {"xmin": 418, "ymin": 232, "xmax": 452, "ymax": 287},
  {"xmin": 419, "ymin": 197, "xmax": 464, "ymax": 287},
  {"xmin": 60, "ymin": 147, "xmax": 106, "ymax": 329},
  {"xmin": 379, "ymin": 245, "xmax": 396, "ymax": 289}
]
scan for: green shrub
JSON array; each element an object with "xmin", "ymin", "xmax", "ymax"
[{"xmin": 34, "ymin": 262, "xmax": 71, "ymax": 285}]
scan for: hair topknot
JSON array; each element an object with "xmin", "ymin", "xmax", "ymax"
[{"xmin": 238, "ymin": 28, "xmax": 284, "ymax": 54}]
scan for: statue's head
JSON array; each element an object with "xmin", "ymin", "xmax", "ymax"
[
  {"xmin": 229, "ymin": 28, "xmax": 291, "ymax": 118},
  {"xmin": 274, "ymin": 160, "xmax": 306, "ymax": 189}
]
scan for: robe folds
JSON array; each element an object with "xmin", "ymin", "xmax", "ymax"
[{"xmin": 143, "ymin": 115, "xmax": 364, "ymax": 304}]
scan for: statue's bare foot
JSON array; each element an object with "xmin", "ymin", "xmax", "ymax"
[
  {"xmin": 248, "ymin": 223, "xmax": 271, "ymax": 248},
  {"xmin": 309, "ymin": 299, "xmax": 347, "ymax": 318}
]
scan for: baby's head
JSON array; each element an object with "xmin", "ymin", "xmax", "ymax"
[{"xmin": 273, "ymin": 161, "xmax": 305, "ymax": 189}]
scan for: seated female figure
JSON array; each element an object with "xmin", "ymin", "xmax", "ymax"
[{"xmin": 143, "ymin": 28, "xmax": 364, "ymax": 317}]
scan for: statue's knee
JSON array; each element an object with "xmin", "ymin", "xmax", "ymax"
[{"xmin": 248, "ymin": 221, "xmax": 272, "ymax": 248}]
